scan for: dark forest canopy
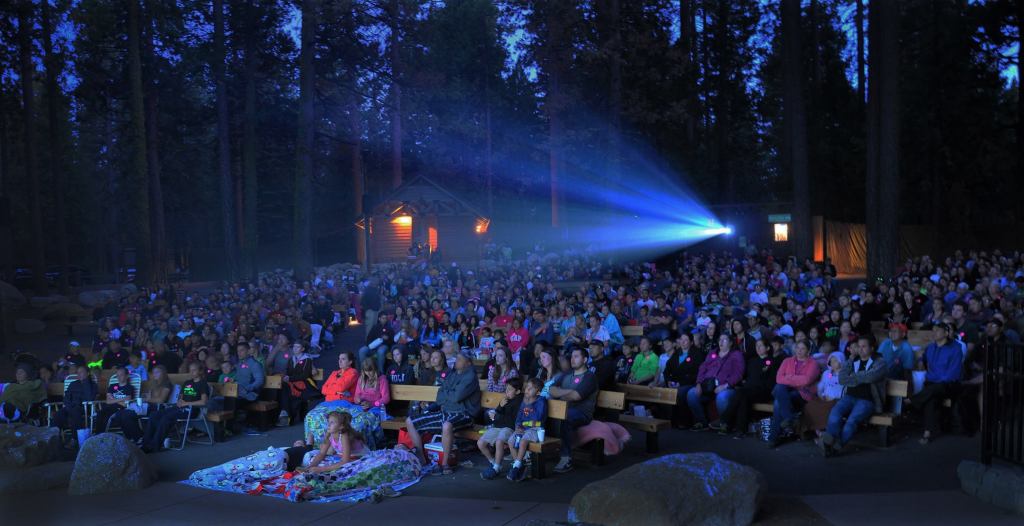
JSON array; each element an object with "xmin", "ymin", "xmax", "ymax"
[{"xmin": 0, "ymin": 0, "xmax": 1019, "ymax": 288}]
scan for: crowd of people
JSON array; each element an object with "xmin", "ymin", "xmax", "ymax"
[{"xmin": 2, "ymin": 246, "xmax": 1022, "ymax": 497}]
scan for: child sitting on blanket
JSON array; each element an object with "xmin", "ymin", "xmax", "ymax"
[
  {"xmin": 478, "ymin": 377, "xmax": 524, "ymax": 480},
  {"xmin": 299, "ymin": 411, "xmax": 366, "ymax": 473},
  {"xmin": 506, "ymin": 377, "xmax": 547, "ymax": 482}
]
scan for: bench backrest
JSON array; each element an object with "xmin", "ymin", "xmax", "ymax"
[
  {"xmin": 264, "ymin": 375, "xmax": 283, "ymax": 389},
  {"xmin": 886, "ymin": 379, "xmax": 909, "ymax": 398},
  {"xmin": 597, "ymin": 390, "xmax": 626, "ymax": 410},
  {"xmin": 477, "ymin": 391, "xmax": 569, "ymax": 420},
  {"xmin": 622, "ymin": 325, "xmax": 643, "ymax": 337},
  {"xmin": 617, "ymin": 383, "xmax": 679, "ymax": 406},
  {"xmin": 212, "ymin": 382, "xmax": 239, "ymax": 397},
  {"xmin": 390, "ymin": 384, "xmax": 439, "ymax": 402}
]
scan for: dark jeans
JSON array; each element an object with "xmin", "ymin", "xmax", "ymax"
[
  {"xmin": 670, "ymin": 384, "xmax": 695, "ymax": 426},
  {"xmin": 278, "ymin": 384, "xmax": 321, "ymax": 424},
  {"xmin": 54, "ymin": 405, "xmax": 87, "ymax": 430},
  {"xmin": 142, "ymin": 406, "xmax": 192, "ymax": 451},
  {"xmin": 358, "ymin": 345, "xmax": 388, "ymax": 374},
  {"xmin": 95, "ymin": 405, "xmax": 143, "ymax": 440},
  {"xmin": 722, "ymin": 385, "xmax": 771, "ymax": 434},
  {"xmin": 560, "ymin": 408, "xmax": 592, "ymax": 457},
  {"xmin": 770, "ymin": 384, "xmax": 806, "ymax": 438},
  {"xmin": 912, "ymin": 381, "xmax": 961, "ymax": 434}
]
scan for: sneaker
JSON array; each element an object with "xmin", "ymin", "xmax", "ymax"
[
  {"xmin": 421, "ymin": 462, "xmax": 439, "ymax": 475},
  {"xmin": 163, "ymin": 437, "xmax": 172, "ymax": 450},
  {"xmin": 514, "ymin": 463, "xmax": 528, "ymax": 481},
  {"xmin": 553, "ymin": 458, "xmax": 573, "ymax": 473},
  {"xmin": 507, "ymin": 465, "xmax": 523, "ymax": 481},
  {"xmin": 690, "ymin": 422, "xmax": 707, "ymax": 431},
  {"xmin": 709, "ymin": 421, "xmax": 726, "ymax": 432},
  {"xmin": 731, "ymin": 431, "xmax": 747, "ymax": 440},
  {"xmin": 480, "ymin": 467, "xmax": 498, "ymax": 480},
  {"xmin": 818, "ymin": 434, "xmax": 833, "ymax": 458}
]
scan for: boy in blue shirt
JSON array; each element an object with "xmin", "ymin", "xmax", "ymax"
[{"xmin": 507, "ymin": 377, "xmax": 547, "ymax": 482}]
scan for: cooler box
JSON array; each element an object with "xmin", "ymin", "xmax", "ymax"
[{"xmin": 424, "ymin": 435, "xmax": 457, "ymax": 467}]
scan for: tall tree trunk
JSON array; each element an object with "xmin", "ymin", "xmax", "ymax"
[
  {"xmin": 680, "ymin": 0, "xmax": 696, "ymax": 144},
  {"xmin": 143, "ymin": 0, "xmax": 166, "ymax": 284},
  {"xmin": 293, "ymin": 0, "xmax": 316, "ymax": 278},
  {"xmin": 42, "ymin": 0, "xmax": 69, "ymax": 294},
  {"xmin": 349, "ymin": 94, "xmax": 365, "ymax": 265},
  {"xmin": 484, "ymin": 91, "xmax": 493, "ymax": 216},
  {"xmin": 19, "ymin": 1, "xmax": 47, "ymax": 296},
  {"xmin": 605, "ymin": 0, "xmax": 622, "ymax": 194},
  {"xmin": 388, "ymin": 0, "xmax": 403, "ymax": 189},
  {"xmin": 782, "ymin": 0, "xmax": 811, "ymax": 261},
  {"xmin": 866, "ymin": 0, "xmax": 900, "ymax": 279},
  {"xmin": 855, "ymin": 0, "xmax": 865, "ymax": 107},
  {"xmin": 1017, "ymin": 0, "xmax": 1023, "ymax": 223},
  {"xmin": 242, "ymin": 0, "xmax": 260, "ymax": 279},
  {"xmin": 714, "ymin": 0, "xmax": 732, "ymax": 202},
  {"xmin": 127, "ymin": 0, "xmax": 152, "ymax": 284},
  {"xmin": 546, "ymin": 3, "xmax": 566, "ymax": 228},
  {"xmin": 214, "ymin": 0, "xmax": 238, "ymax": 280}
]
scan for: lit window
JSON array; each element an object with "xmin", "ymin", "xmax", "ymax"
[
  {"xmin": 392, "ymin": 215, "xmax": 412, "ymax": 226},
  {"xmin": 774, "ymin": 223, "xmax": 789, "ymax": 242},
  {"xmin": 475, "ymin": 218, "xmax": 490, "ymax": 234}
]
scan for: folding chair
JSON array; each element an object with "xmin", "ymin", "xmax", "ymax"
[
  {"xmin": 100, "ymin": 373, "xmax": 143, "ymax": 434},
  {"xmin": 168, "ymin": 384, "xmax": 214, "ymax": 450}
]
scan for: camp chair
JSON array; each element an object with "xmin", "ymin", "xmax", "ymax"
[
  {"xmin": 168, "ymin": 383, "xmax": 214, "ymax": 450},
  {"xmin": 101, "ymin": 373, "xmax": 144, "ymax": 433}
]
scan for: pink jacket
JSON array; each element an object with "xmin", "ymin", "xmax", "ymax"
[
  {"xmin": 355, "ymin": 377, "xmax": 391, "ymax": 408},
  {"xmin": 776, "ymin": 356, "xmax": 821, "ymax": 401}
]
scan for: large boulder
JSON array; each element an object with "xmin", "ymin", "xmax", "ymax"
[
  {"xmin": 0, "ymin": 424, "xmax": 63, "ymax": 469},
  {"xmin": 78, "ymin": 290, "xmax": 117, "ymax": 308},
  {"xmin": 959, "ymin": 460, "xmax": 1024, "ymax": 516},
  {"xmin": 69, "ymin": 433, "xmax": 157, "ymax": 495},
  {"xmin": 29, "ymin": 294, "xmax": 70, "ymax": 308},
  {"xmin": 42, "ymin": 302, "xmax": 91, "ymax": 321},
  {"xmin": 0, "ymin": 280, "xmax": 26, "ymax": 308},
  {"xmin": 14, "ymin": 318, "xmax": 46, "ymax": 334},
  {"xmin": 0, "ymin": 461, "xmax": 74, "ymax": 494},
  {"xmin": 569, "ymin": 453, "xmax": 765, "ymax": 526}
]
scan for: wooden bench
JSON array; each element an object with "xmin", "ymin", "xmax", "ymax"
[
  {"xmin": 616, "ymin": 383, "xmax": 677, "ymax": 453},
  {"xmin": 750, "ymin": 379, "xmax": 910, "ymax": 446},
  {"xmin": 622, "ymin": 325, "xmax": 644, "ymax": 338},
  {"xmin": 385, "ymin": 382, "xmax": 622, "ymax": 476}
]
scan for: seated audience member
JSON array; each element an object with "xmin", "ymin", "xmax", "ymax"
[
  {"xmin": 404, "ymin": 351, "xmax": 481, "ymax": 475},
  {"xmin": 233, "ymin": 343, "xmax": 265, "ymax": 401},
  {"xmin": 279, "ymin": 343, "xmax": 317, "ymax": 426},
  {"xmin": 485, "ymin": 346, "xmax": 519, "ymax": 393},
  {"xmin": 878, "ymin": 323, "xmax": 915, "ymax": 380},
  {"xmin": 723, "ymin": 338, "xmax": 779, "ymax": 437},
  {"xmin": 354, "ymin": 358, "xmax": 391, "ymax": 414},
  {"xmin": 298, "ymin": 411, "xmax": 367, "ymax": 473},
  {"xmin": 686, "ymin": 335, "xmax": 745, "ymax": 431},
  {"xmin": 547, "ymin": 348, "xmax": 599, "ymax": 473},
  {"xmin": 321, "ymin": 351, "xmax": 358, "ymax": 403},
  {"xmin": 821, "ymin": 336, "xmax": 887, "ymax": 456},
  {"xmin": 911, "ymin": 323, "xmax": 963, "ymax": 444},
  {"xmin": 614, "ymin": 341, "xmax": 638, "ymax": 383},
  {"xmin": 102, "ymin": 340, "xmax": 129, "ymax": 369},
  {"xmin": 218, "ymin": 360, "xmax": 237, "ymax": 383},
  {"xmin": 802, "ymin": 351, "xmax": 845, "ymax": 434},
  {"xmin": 535, "ymin": 346, "xmax": 561, "ymax": 398},
  {"xmin": 385, "ymin": 347, "xmax": 416, "ymax": 386},
  {"xmin": 204, "ymin": 356, "xmax": 222, "ymax": 384},
  {"xmin": 0, "ymin": 365, "xmax": 46, "ymax": 423},
  {"xmin": 663, "ymin": 333, "xmax": 704, "ymax": 428},
  {"xmin": 627, "ymin": 337, "xmax": 659, "ymax": 385},
  {"xmin": 93, "ymin": 367, "xmax": 143, "ymax": 442},
  {"xmin": 141, "ymin": 362, "xmax": 208, "ymax": 452},
  {"xmin": 768, "ymin": 340, "xmax": 820, "ymax": 448},
  {"xmin": 53, "ymin": 364, "xmax": 98, "ymax": 436},
  {"xmin": 506, "ymin": 377, "xmax": 548, "ymax": 482},
  {"xmin": 587, "ymin": 340, "xmax": 617, "ymax": 392},
  {"xmin": 126, "ymin": 351, "xmax": 148, "ymax": 381},
  {"xmin": 478, "ymin": 377, "xmax": 524, "ymax": 480},
  {"xmin": 144, "ymin": 365, "xmax": 173, "ymax": 405},
  {"xmin": 360, "ymin": 311, "xmax": 395, "ymax": 373}
]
